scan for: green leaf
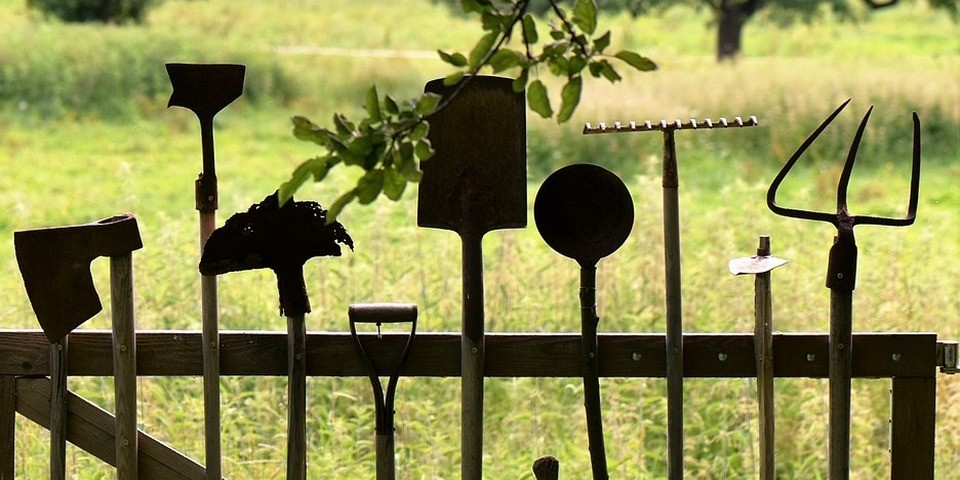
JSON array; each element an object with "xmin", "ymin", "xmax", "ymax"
[
  {"xmin": 278, "ymin": 159, "xmax": 314, "ymax": 205},
  {"xmin": 437, "ymin": 50, "xmax": 468, "ymax": 67},
  {"xmin": 356, "ymin": 169, "xmax": 384, "ymax": 204},
  {"xmin": 410, "ymin": 121, "xmax": 430, "ymax": 142},
  {"xmin": 415, "ymin": 139, "xmax": 434, "ymax": 161},
  {"xmin": 521, "ymin": 13, "xmax": 538, "ymax": 43},
  {"xmin": 291, "ymin": 116, "xmax": 325, "ymax": 145},
  {"xmin": 333, "ymin": 113, "xmax": 354, "ymax": 136},
  {"xmin": 512, "ymin": 68, "xmax": 529, "ymax": 92},
  {"xmin": 568, "ymin": 56, "xmax": 587, "ymax": 75},
  {"xmin": 549, "ymin": 29, "xmax": 565, "ymax": 41},
  {"xmin": 526, "ymin": 80, "xmax": 552, "ymax": 118},
  {"xmin": 488, "ymin": 49, "xmax": 521, "ymax": 73},
  {"xmin": 383, "ymin": 167, "xmax": 406, "ymax": 201},
  {"xmin": 468, "ymin": 31, "xmax": 498, "ymax": 69},
  {"xmin": 384, "ymin": 95, "xmax": 400, "ymax": 115},
  {"xmin": 614, "ymin": 50, "xmax": 658, "ymax": 72},
  {"xmin": 444, "ymin": 71, "xmax": 465, "ymax": 86},
  {"xmin": 416, "ymin": 93, "xmax": 441, "ymax": 116},
  {"xmin": 557, "ymin": 76, "xmax": 582, "ymax": 123},
  {"xmin": 598, "ymin": 60, "xmax": 621, "ymax": 82},
  {"xmin": 573, "ymin": 0, "xmax": 598, "ymax": 35},
  {"xmin": 594, "ymin": 30, "xmax": 611, "ymax": 53},
  {"xmin": 326, "ymin": 190, "xmax": 356, "ymax": 224},
  {"xmin": 363, "ymin": 85, "xmax": 381, "ymax": 122}
]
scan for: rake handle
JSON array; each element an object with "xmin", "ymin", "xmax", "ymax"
[{"xmin": 662, "ymin": 129, "xmax": 684, "ymax": 480}]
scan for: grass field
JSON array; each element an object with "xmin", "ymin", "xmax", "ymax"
[{"xmin": 1, "ymin": 0, "xmax": 958, "ymax": 478}]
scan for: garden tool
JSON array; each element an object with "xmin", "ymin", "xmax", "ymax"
[
  {"xmin": 766, "ymin": 99, "xmax": 921, "ymax": 480},
  {"xmin": 535, "ymin": 164, "xmax": 635, "ymax": 480},
  {"xmin": 583, "ymin": 114, "xmax": 758, "ymax": 480},
  {"xmin": 418, "ymin": 75, "xmax": 526, "ymax": 480},
  {"xmin": 532, "ymin": 455, "xmax": 560, "ymax": 480},
  {"xmin": 348, "ymin": 303, "xmax": 418, "ymax": 480},
  {"xmin": 199, "ymin": 192, "xmax": 353, "ymax": 480},
  {"xmin": 166, "ymin": 62, "xmax": 245, "ymax": 480},
  {"xmin": 729, "ymin": 235, "xmax": 787, "ymax": 480},
  {"xmin": 15, "ymin": 213, "xmax": 143, "ymax": 480}
]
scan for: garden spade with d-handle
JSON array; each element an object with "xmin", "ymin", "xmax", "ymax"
[
  {"xmin": 535, "ymin": 164, "xmax": 635, "ymax": 480},
  {"xmin": 166, "ymin": 62, "xmax": 244, "ymax": 480},
  {"xmin": 349, "ymin": 303, "xmax": 418, "ymax": 480},
  {"xmin": 418, "ymin": 75, "xmax": 526, "ymax": 480}
]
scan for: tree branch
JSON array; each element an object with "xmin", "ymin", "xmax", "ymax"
[{"xmin": 862, "ymin": 0, "xmax": 899, "ymax": 10}]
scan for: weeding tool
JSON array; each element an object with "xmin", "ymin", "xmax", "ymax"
[
  {"xmin": 166, "ymin": 62, "xmax": 245, "ymax": 480},
  {"xmin": 535, "ymin": 164, "xmax": 634, "ymax": 480},
  {"xmin": 584, "ymin": 113, "xmax": 758, "ymax": 480},
  {"xmin": 418, "ymin": 75, "xmax": 526, "ymax": 480},
  {"xmin": 766, "ymin": 99, "xmax": 921, "ymax": 480},
  {"xmin": 349, "ymin": 303, "xmax": 418, "ymax": 480},
  {"xmin": 15, "ymin": 214, "xmax": 143, "ymax": 480},
  {"xmin": 729, "ymin": 235, "xmax": 787, "ymax": 480},
  {"xmin": 199, "ymin": 192, "xmax": 353, "ymax": 480}
]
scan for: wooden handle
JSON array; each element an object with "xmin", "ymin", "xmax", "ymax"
[
  {"xmin": 287, "ymin": 314, "xmax": 307, "ymax": 480},
  {"xmin": 199, "ymin": 209, "xmax": 221, "ymax": 480},
  {"xmin": 376, "ymin": 433, "xmax": 395, "ymax": 480},
  {"xmin": 50, "ymin": 339, "xmax": 68, "ymax": 480},
  {"xmin": 754, "ymin": 236, "xmax": 775, "ymax": 480},
  {"xmin": 829, "ymin": 290, "xmax": 853, "ymax": 480},
  {"xmin": 662, "ymin": 129, "xmax": 684, "ymax": 480},
  {"xmin": 111, "ymin": 253, "xmax": 138, "ymax": 480}
]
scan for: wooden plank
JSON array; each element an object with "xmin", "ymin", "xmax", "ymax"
[
  {"xmin": 1, "ymin": 376, "xmax": 15, "ymax": 480},
  {"xmin": 15, "ymin": 377, "xmax": 210, "ymax": 479},
  {"xmin": 110, "ymin": 253, "xmax": 138, "ymax": 480},
  {"xmin": 891, "ymin": 377, "xmax": 936, "ymax": 479},
  {"xmin": 0, "ymin": 330, "xmax": 939, "ymax": 379}
]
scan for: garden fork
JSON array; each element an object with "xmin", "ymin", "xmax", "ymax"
[{"xmin": 766, "ymin": 99, "xmax": 921, "ymax": 480}]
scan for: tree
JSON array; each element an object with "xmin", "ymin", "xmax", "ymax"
[
  {"xmin": 27, "ymin": 0, "xmax": 153, "ymax": 24},
  {"xmin": 282, "ymin": 0, "xmax": 657, "ymax": 220}
]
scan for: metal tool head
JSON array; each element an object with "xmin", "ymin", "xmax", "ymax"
[
  {"xmin": 199, "ymin": 192, "xmax": 353, "ymax": 316},
  {"xmin": 534, "ymin": 164, "xmax": 634, "ymax": 268},
  {"xmin": 417, "ymin": 75, "xmax": 526, "ymax": 236},
  {"xmin": 166, "ymin": 63, "xmax": 245, "ymax": 120},
  {"xmin": 729, "ymin": 255, "xmax": 788, "ymax": 276},
  {"xmin": 766, "ymin": 100, "xmax": 922, "ymax": 290},
  {"xmin": 583, "ymin": 115, "xmax": 758, "ymax": 135},
  {"xmin": 15, "ymin": 214, "xmax": 143, "ymax": 343}
]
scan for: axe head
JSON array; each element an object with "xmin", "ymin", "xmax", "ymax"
[
  {"xmin": 166, "ymin": 63, "xmax": 245, "ymax": 119},
  {"xmin": 15, "ymin": 214, "xmax": 143, "ymax": 343}
]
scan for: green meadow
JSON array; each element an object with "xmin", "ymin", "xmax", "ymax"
[{"xmin": 0, "ymin": 0, "xmax": 957, "ymax": 477}]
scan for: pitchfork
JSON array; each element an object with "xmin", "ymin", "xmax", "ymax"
[{"xmin": 766, "ymin": 99, "xmax": 921, "ymax": 480}]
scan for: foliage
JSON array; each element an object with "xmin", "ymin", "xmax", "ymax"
[
  {"xmin": 283, "ymin": 0, "xmax": 657, "ymax": 221},
  {"xmin": 27, "ymin": 0, "xmax": 154, "ymax": 23}
]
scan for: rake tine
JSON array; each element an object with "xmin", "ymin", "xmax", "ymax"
[
  {"xmin": 719, "ymin": 117, "xmax": 728, "ymax": 127},
  {"xmin": 854, "ymin": 111, "xmax": 922, "ymax": 227},
  {"xmin": 749, "ymin": 115, "xmax": 759, "ymax": 125},
  {"xmin": 734, "ymin": 116, "xmax": 744, "ymax": 126},
  {"xmin": 705, "ymin": 118, "xmax": 713, "ymax": 128},
  {"xmin": 629, "ymin": 121, "xmax": 637, "ymax": 130},
  {"xmin": 689, "ymin": 118, "xmax": 698, "ymax": 129},
  {"xmin": 644, "ymin": 120, "xmax": 652, "ymax": 130}
]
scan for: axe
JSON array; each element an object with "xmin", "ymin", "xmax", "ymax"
[
  {"xmin": 166, "ymin": 62, "xmax": 244, "ymax": 479},
  {"xmin": 15, "ymin": 213, "xmax": 143, "ymax": 480}
]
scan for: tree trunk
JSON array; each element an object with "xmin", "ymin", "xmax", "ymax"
[{"xmin": 716, "ymin": 0, "xmax": 763, "ymax": 62}]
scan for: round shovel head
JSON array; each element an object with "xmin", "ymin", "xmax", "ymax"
[{"xmin": 535, "ymin": 164, "xmax": 634, "ymax": 267}]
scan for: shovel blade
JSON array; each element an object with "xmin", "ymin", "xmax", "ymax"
[
  {"xmin": 166, "ymin": 63, "xmax": 245, "ymax": 119},
  {"xmin": 418, "ymin": 76, "xmax": 526, "ymax": 235}
]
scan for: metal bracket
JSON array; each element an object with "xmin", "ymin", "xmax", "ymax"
[{"xmin": 938, "ymin": 341, "xmax": 959, "ymax": 374}]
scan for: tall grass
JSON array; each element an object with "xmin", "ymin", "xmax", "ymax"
[{"xmin": 0, "ymin": 0, "xmax": 958, "ymax": 478}]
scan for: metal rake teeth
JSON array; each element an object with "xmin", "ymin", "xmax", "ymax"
[{"xmin": 583, "ymin": 115, "xmax": 758, "ymax": 134}]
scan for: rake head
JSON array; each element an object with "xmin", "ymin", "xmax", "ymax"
[{"xmin": 583, "ymin": 115, "xmax": 758, "ymax": 134}]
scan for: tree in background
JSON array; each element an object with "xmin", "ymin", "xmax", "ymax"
[
  {"xmin": 27, "ymin": 0, "xmax": 153, "ymax": 23},
  {"xmin": 434, "ymin": 0, "xmax": 958, "ymax": 61}
]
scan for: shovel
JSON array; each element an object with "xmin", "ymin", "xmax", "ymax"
[
  {"xmin": 418, "ymin": 75, "xmax": 526, "ymax": 480},
  {"xmin": 535, "ymin": 164, "xmax": 635, "ymax": 480},
  {"xmin": 348, "ymin": 303, "xmax": 418, "ymax": 480},
  {"xmin": 166, "ymin": 62, "xmax": 244, "ymax": 480}
]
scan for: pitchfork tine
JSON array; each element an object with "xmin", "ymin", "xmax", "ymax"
[
  {"xmin": 837, "ymin": 106, "xmax": 873, "ymax": 213},
  {"xmin": 767, "ymin": 99, "xmax": 852, "ymax": 225},
  {"xmin": 854, "ymin": 111, "xmax": 922, "ymax": 227}
]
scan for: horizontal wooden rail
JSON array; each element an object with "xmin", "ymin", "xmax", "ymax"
[{"xmin": 0, "ymin": 330, "xmax": 938, "ymax": 379}]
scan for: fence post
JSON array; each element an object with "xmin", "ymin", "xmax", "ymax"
[
  {"xmin": 1, "ymin": 375, "xmax": 16, "ymax": 480},
  {"xmin": 890, "ymin": 377, "xmax": 936, "ymax": 479}
]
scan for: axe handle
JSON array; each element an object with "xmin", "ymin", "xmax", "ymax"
[
  {"xmin": 199, "ymin": 209, "xmax": 221, "ymax": 480},
  {"xmin": 111, "ymin": 253, "xmax": 138, "ymax": 480},
  {"xmin": 50, "ymin": 339, "xmax": 68, "ymax": 480}
]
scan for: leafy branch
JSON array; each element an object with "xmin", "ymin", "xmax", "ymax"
[{"xmin": 281, "ymin": 0, "xmax": 657, "ymax": 221}]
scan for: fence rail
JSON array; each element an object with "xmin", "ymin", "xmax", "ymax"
[{"xmin": 0, "ymin": 329, "xmax": 942, "ymax": 478}]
